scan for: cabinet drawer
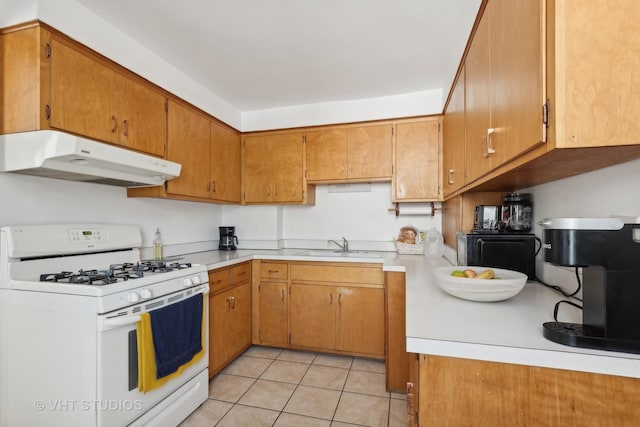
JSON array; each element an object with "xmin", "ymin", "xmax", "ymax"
[
  {"xmin": 260, "ymin": 262, "xmax": 288, "ymax": 279},
  {"xmin": 231, "ymin": 262, "xmax": 251, "ymax": 284},
  {"xmin": 208, "ymin": 269, "xmax": 229, "ymax": 293},
  {"xmin": 290, "ymin": 264, "xmax": 384, "ymax": 285}
]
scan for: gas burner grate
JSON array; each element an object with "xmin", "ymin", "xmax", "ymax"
[{"xmin": 39, "ymin": 261, "xmax": 194, "ymax": 286}]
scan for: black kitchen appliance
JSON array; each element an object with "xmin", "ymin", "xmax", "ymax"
[
  {"xmin": 218, "ymin": 226, "xmax": 238, "ymax": 251},
  {"xmin": 457, "ymin": 231, "xmax": 536, "ymax": 279},
  {"xmin": 540, "ymin": 217, "xmax": 640, "ymax": 354},
  {"xmin": 474, "ymin": 205, "xmax": 503, "ymax": 231},
  {"xmin": 502, "ymin": 192, "xmax": 533, "ymax": 232}
]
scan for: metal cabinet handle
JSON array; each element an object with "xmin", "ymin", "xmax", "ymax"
[
  {"xmin": 230, "ymin": 296, "xmax": 236, "ymax": 309},
  {"xmin": 111, "ymin": 115, "xmax": 117, "ymax": 133},
  {"xmin": 447, "ymin": 169, "xmax": 455, "ymax": 185},
  {"xmin": 123, "ymin": 119, "xmax": 129, "ymax": 137},
  {"xmin": 211, "ymin": 181, "xmax": 216, "ymax": 193},
  {"xmin": 280, "ymin": 289, "xmax": 285, "ymax": 301},
  {"xmin": 338, "ymin": 293, "xmax": 342, "ymax": 305},
  {"xmin": 268, "ymin": 269, "xmax": 280, "ymax": 274}
]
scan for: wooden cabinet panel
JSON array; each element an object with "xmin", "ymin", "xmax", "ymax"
[
  {"xmin": 165, "ymin": 100, "xmax": 211, "ymax": 198},
  {"xmin": 260, "ymin": 262, "xmax": 288, "ymax": 280},
  {"xmin": 230, "ymin": 262, "xmax": 251, "ymax": 284},
  {"xmin": 209, "ymin": 282, "xmax": 251, "ymax": 376},
  {"xmin": 117, "ymin": 75, "xmax": 167, "ymax": 157},
  {"xmin": 347, "ymin": 124, "xmax": 393, "ymax": 179},
  {"xmin": 208, "ymin": 269, "xmax": 229, "ymax": 294},
  {"xmin": 393, "ymin": 118, "xmax": 441, "ymax": 202},
  {"xmin": 290, "ymin": 283, "xmax": 336, "ymax": 350},
  {"xmin": 210, "ymin": 121, "xmax": 241, "ymax": 203},
  {"xmin": 306, "ymin": 129, "xmax": 348, "ymax": 181},
  {"xmin": 555, "ymin": 0, "xmax": 640, "ymax": 148},
  {"xmin": 336, "ymin": 286, "xmax": 384, "ymax": 355},
  {"xmin": 0, "ymin": 27, "xmax": 43, "ymax": 133},
  {"xmin": 50, "ymin": 39, "xmax": 118, "ymax": 144},
  {"xmin": 257, "ymin": 281, "xmax": 288, "ymax": 346},
  {"xmin": 464, "ymin": 12, "xmax": 492, "ymax": 185},
  {"xmin": 415, "ymin": 355, "xmax": 640, "ymax": 427},
  {"xmin": 243, "ymin": 132, "xmax": 307, "ymax": 203},
  {"xmin": 290, "ymin": 263, "xmax": 383, "ymax": 284},
  {"xmin": 208, "ymin": 261, "xmax": 252, "ymax": 378},
  {"xmin": 50, "ymin": 38, "xmax": 167, "ymax": 156},
  {"xmin": 489, "ymin": 0, "xmax": 544, "ymax": 165},
  {"xmin": 443, "ymin": 69, "xmax": 466, "ymax": 197}
]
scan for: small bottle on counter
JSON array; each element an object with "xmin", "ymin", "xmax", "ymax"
[{"xmin": 153, "ymin": 228, "xmax": 163, "ymax": 260}]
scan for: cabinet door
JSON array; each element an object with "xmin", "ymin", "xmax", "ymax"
[
  {"xmin": 443, "ymin": 69, "xmax": 466, "ymax": 196},
  {"xmin": 117, "ymin": 75, "xmax": 167, "ymax": 156},
  {"xmin": 336, "ymin": 286, "xmax": 385, "ymax": 356},
  {"xmin": 289, "ymin": 283, "xmax": 336, "ymax": 350},
  {"xmin": 165, "ymin": 101, "xmax": 211, "ymax": 198},
  {"xmin": 50, "ymin": 39, "xmax": 118, "ymax": 144},
  {"xmin": 210, "ymin": 282, "xmax": 251, "ymax": 376},
  {"xmin": 347, "ymin": 124, "xmax": 393, "ymax": 180},
  {"xmin": 305, "ymin": 129, "xmax": 348, "ymax": 182},
  {"xmin": 210, "ymin": 122, "xmax": 241, "ymax": 203},
  {"xmin": 258, "ymin": 281, "xmax": 288, "ymax": 346},
  {"xmin": 393, "ymin": 119, "xmax": 441, "ymax": 201},
  {"xmin": 464, "ymin": 13, "xmax": 493, "ymax": 184},
  {"xmin": 228, "ymin": 282, "xmax": 252, "ymax": 360},
  {"xmin": 243, "ymin": 133, "xmax": 305, "ymax": 203},
  {"xmin": 489, "ymin": 0, "xmax": 544, "ymax": 165}
]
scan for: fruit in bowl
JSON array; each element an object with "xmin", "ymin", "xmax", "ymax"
[{"xmin": 434, "ymin": 266, "xmax": 527, "ymax": 302}]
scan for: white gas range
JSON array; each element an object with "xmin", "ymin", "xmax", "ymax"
[{"xmin": 0, "ymin": 224, "xmax": 209, "ymax": 427}]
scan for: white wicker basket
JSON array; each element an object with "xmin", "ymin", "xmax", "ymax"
[{"xmin": 394, "ymin": 241, "xmax": 424, "ymax": 255}]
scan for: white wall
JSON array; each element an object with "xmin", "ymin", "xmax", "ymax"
[
  {"xmin": 241, "ymin": 89, "xmax": 444, "ymax": 132},
  {"xmin": 0, "ymin": 173, "xmax": 224, "ymax": 256},
  {"xmin": 523, "ymin": 157, "xmax": 640, "ymax": 287}
]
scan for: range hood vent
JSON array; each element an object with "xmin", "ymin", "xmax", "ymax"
[{"xmin": 0, "ymin": 131, "xmax": 181, "ymax": 187}]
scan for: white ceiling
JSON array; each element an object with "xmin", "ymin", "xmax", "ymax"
[{"xmin": 76, "ymin": 0, "xmax": 481, "ymax": 112}]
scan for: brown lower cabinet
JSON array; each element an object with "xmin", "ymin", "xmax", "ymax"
[
  {"xmin": 251, "ymin": 260, "xmax": 408, "ymax": 392},
  {"xmin": 208, "ymin": 262, "xmax": 252, "ymax": 378},
  {"xmin": 407, "ymin": 353, "xmax": 640, "ymax": 426}
]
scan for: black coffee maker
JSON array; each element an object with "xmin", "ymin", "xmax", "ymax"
[
  {"xmin": 540, "ymin": 216, "xmax": 640, "ymax": 354},
  {"xmin": 218, "ymin": 226, "xmax": 238, "ymax": 251}
]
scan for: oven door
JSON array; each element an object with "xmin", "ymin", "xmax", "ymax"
[{"xmin": 96, "ymin": 284, "xmax": 209, "ymax": 427}]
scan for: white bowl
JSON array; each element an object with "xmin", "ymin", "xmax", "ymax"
[{"xmin": 433, "ymin": 266, "xmax": 528, "ymax": 302}]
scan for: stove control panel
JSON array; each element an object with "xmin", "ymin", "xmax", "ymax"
[{"xmin": 68, "ymin": 227, "xmax": 107, "ymax": 243}]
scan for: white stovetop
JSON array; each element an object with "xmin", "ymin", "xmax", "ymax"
[{"xmin": 181, "ymin": 247, "xmax": 640, "ymax": 379}]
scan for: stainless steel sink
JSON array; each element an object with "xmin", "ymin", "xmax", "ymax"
[{"xmin": 294, "ymin": 250, "xmax": 386, "ymax": 258}]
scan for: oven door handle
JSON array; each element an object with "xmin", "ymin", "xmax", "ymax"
[{"xmin": 100, "ymin": 315, "xmax": 142, "ymax": 330}]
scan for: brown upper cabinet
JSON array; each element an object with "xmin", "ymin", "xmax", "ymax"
[
  {"xmin": 0, "ymin": 24, "xmax": 167, "ymax": 157},
  {"xmin": 306, "ymin": 124, "xmax": 393, "ymax": 183},
  {"xmin": 392, "ymin": 118, "xmax": 442, "ymax": 202},
  {"xmin": 442, "ymin": 68, "xmax": 466, "ymax": 197},
  {"xmin": 242, "ymin": 132, "xmax": 314, "ymax": 204},
  {"xmin": 443, "ymin": 0, "xmax": 640, "ymax": 198},
  {"xmin": 464, "ymin": 0, "xmax": 544, "ymax": 185},
  {"xmin": 129, "ymin": 100, "xmax": 241, "ymax": 203}
]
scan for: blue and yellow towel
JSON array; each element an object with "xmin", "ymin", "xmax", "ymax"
[{"xmin": 137, "ymin": 294, "xmax": 205, "ymax": 393}]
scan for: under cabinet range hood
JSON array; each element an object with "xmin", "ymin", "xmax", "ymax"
[{"xmin": 0, "ymin": 130, "xmax": 181, "ymax": 187}]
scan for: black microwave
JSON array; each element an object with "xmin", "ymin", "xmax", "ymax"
[{"xmin": 457, "ymin": 231, "xmax": 536, "ymax": 279}]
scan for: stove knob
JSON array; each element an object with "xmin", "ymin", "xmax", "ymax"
[
  {"xmin": 182, "ymin": 277, "xmax": 193, "ymax": 287},
  {"xmin": 140, "ymin": 289, "xmax": 152, "ymax": 299},
  {"xmin": 192, "ymin": 275, "xmax": 201, "ymax": 285},
  {"xmin": 126, "ymin": 292, "xmax": 140, "ymax": 303}
]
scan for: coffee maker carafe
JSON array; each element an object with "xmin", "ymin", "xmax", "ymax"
[{"xmin": 218, "ymin": 226, "xmax": 238, "ymax": 251}]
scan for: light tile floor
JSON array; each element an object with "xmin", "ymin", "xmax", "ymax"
[{"xmin": 181, "ymin": 346, "xmax": 409, "ymax": 427}]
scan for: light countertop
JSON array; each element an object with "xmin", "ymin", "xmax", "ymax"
[{"xmin": 183, "ymin": 248, "xmax": 640, "ymax": 379}]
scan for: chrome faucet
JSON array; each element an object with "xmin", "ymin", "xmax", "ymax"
[{"xmin": 328, "ymin": 237, "xmax": 349, "ymax": 252}]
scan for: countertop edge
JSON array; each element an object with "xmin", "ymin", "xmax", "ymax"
[{"xmin": 406, "ymin": 337, "xmax": 640, "ymax": 379}]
